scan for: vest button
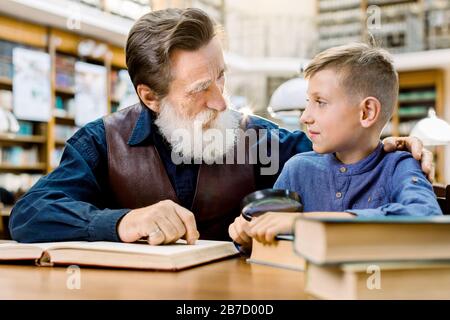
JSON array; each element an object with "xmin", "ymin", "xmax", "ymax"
[{"xmin": 336, "ymin": 192, "xmax": 342, "ymax": 198}]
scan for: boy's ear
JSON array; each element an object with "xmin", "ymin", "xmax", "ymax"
[
  {"xmin": 137, "ymin": 84, "xmax": 160, "ymax": 113},
  {"xmin": 359, "ymin": 97, "xmax": 382, "ymax": 128}
]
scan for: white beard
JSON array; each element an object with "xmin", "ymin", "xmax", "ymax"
[{"xmin": 154, "ymin": 99, "xmax": 241, "ymax": 163}]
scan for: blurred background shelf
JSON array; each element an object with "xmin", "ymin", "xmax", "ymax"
[
  {"xmin": 0, "ymin": 134, "xmax": 46, "ymax": 144},
  {"xmin": 0, "ymin": 76, "xmax": 12, "ymax": 87},
  {"xmin": 54, "ymin": 139, "xmax": 66, "ymax": 146},
  {"xmin": 0, "ymin": 206, "xmax": 11, "ymax": 216},
  {"xmin": 0, "ymin": 163, "xmax": 47, "ymax": 172},
  {"xmin": 55, "ymin": 86, "xmax": 75, "ymax": 96},
  {"xmin": 53, "ymin": 115, "xmax": 76, "ymax": 125}
]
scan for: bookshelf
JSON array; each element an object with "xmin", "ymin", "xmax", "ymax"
[
  {"xmin": 381, "ymin": 69, "xmax": 446, "ymax": 182},
  {"xmin": 317, "ymin": 0, "xmax": 364, "ymax": 51},
  {"xmin": 426, "ymin": 0, "xmax": 450, "ymax": 50},
  {"xmin": 0, "ymin": 16, "xmax": 49, "ymax": 206},
  {"xmin": 394, "ymin": 69, "xmax": 445, "ymax": 183},
  {"xmin": 0, "ymin": 14, "xmax": 130, "ymax": 210},
  {"xmin": 316, "ymin": 0, "xmax": 446, "ymax": 54}
]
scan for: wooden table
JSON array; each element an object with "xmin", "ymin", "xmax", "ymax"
[{"xmin": 0, "ymin": 257, "xmax": 308, "ymax": 299}]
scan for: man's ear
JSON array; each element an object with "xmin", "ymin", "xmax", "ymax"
[
  {"xmin": 359, "ymin": 97, "xmax": 382, "ymax": 128},
  {"xmin": 137, "ymin": 84, "xmax": 160, "ymax": 113}
]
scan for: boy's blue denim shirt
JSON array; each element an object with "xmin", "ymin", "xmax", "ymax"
[{"xmin": 274, "ymin": 142, "xmax": 442, "ymax": 217}]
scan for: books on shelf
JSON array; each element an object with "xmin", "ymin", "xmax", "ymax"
[
  {"xmin": 0, "ymin": 145, "xmax": 39, "ymax": 166},
  {"xmin": 0, "ymin": 173, "xmax": 42, "ymax": 193},
  {"xmin": 51, "ymin": 147, "xmax": 64, "ymax": 168},
  {"xmin": 247, "ymin": 235, "xmax": 305, "ymax": 271},
  {"xmin": 111, "ymin": 69, "xmax": 139, "ymax": 111},
  {"xmin": 305, "ymin": 261, "xmax": 450, "ymax": 300},
  {"xmin": 55, "ymin": 54, "xmax": 76, "ymax": 90},
  {"xmin": 398, "ymin": 90, "xmax": 436, "ymax": 102},
  {"xmin": 16, "ymin": 120, "xmax": 34, "ymax": 136},
  {"xmin": 55, "ymin": 96, "xmax": 76, "ymax": 118},
  {"xmin": 0, "ymin": 239, "xmax": 239, "ymax": 271},
  {"xmin": 318, "ymin": 0, "xmax": 360, "ymax": 12},
  {"xmin": 398, "ymin": 106, "xmax": 428, "ymax": 117},
  {"xmin": 0, "ymin": 89, "xmax": 12, "ymax": 110},
  {"xmin": 0, "ymin": 40, "xmax": 15, "ymax": 80},
  {"xmin": 55, "ymin": 124, "xmax": 78, "ymax": 142},
  {"xmin": 294, "ymin": 215, "xmax": 450, "ymax": 265}
]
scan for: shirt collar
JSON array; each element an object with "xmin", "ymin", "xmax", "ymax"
[
  {"xmin": 325, "ymin": 141, "xmax": 384, "ymax": 175},
  {"xmin": 127, "ymin": 103, "xmax": 154, "ymax": 146}
]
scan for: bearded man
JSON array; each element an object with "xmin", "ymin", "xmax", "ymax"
[{"xmin": 9, "ymin": 8, "xmax": 433, "ymax": 245}]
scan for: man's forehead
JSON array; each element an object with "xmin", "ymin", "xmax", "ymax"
[{"xmin": 170, "ymin": 38, "xmax": 225, "ymax": 83}]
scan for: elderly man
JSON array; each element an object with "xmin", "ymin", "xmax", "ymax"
[{"xmin": 9, "ymin": 8, "xmax": 432, "ymax": 245}]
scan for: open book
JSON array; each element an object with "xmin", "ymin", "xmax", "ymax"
[{"xmin": 0, "ymin": 240, "xmax": 239, "ymax": 271}]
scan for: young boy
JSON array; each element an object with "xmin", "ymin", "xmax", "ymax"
[{"xmin": 229, "ymin": 43, "xmax": 442, "ymax": 251}]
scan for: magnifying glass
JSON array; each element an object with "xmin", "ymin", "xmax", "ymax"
[{"xmin": 241, "ymin": 189, "xmax": 303, "ymax": 222}]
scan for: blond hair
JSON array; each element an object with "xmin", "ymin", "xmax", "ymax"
[{"xmin": 304, "ymin": 43, "xmax": 398, "ymax": 125}]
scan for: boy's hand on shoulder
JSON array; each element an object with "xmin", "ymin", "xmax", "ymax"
[
  {"xmin": 383, "ymin": 136, "xmax": 434, "ymax": 182},
  {"xmin": 249, "ymin": 212, "xmax": 301, "ymax": 245}
]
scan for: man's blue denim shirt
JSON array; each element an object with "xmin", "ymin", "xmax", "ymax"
[
  {"xmin": 9, "ymin": 106, "xmax": 312, "ymax": 242},
  {"xmin": 274, "ymin": 142, "xmax": 442, "ymax": 217}
]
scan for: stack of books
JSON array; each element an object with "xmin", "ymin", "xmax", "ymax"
[
  {"xmin": 295, "ymin": 215, "xmax": 450, "ymax": 299},
  {"xmin": 246, "ymin": 214, "xmax": 450, "ymax": 299}
]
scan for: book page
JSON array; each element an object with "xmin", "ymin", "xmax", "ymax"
[
  {"xmin": 45, "ymin": 240, "xmax": 237, "ymax": 256},
  {"xmin": 0, "ymin": 241, "xmax": 65, "ymax": 251},
  {"xmin": 0, "ymin": 241, "xmax": 57, "ymax": 260}
]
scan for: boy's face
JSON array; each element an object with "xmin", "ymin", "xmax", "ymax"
[{"xmin": 301, "ymin": 68, "xmax": 362, "ymax": 154}]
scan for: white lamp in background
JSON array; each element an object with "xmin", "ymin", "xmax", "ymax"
[
  {"xmin": 267, "ymin": 77, "xmax": 308, "ymax": 128},
  {"xmin": 410, "ymin": 109, "xmax": 450, "ymax": 146}
]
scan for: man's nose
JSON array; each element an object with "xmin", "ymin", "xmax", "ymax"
[{"xmin": 207, "ymin": 83, "xmax": 227, "ymax": 112}]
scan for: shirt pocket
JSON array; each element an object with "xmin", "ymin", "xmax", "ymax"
[{"xmin": 351, "ymin": 187, "xmax": 387, "ymax": 209}]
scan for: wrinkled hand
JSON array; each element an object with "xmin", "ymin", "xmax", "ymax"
[
  {"xmin": 249, "ymin": 212, "xmax": 301, "ymax": 245},
  {"xmin": 228, "ymin": 215, "xmax": 252, "ymax": 249},
  {"xmin": 117, "ymin": 200, "xmax": 199, "ymax": 245},
  {"xmin": 383, "ymin": 136, "xmax": 434, "ymax": 182}
]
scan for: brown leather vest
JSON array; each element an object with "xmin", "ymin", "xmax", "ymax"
[{"xmin": 103, "ymin": 104, "xmax": 256, "ymax": 240}]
